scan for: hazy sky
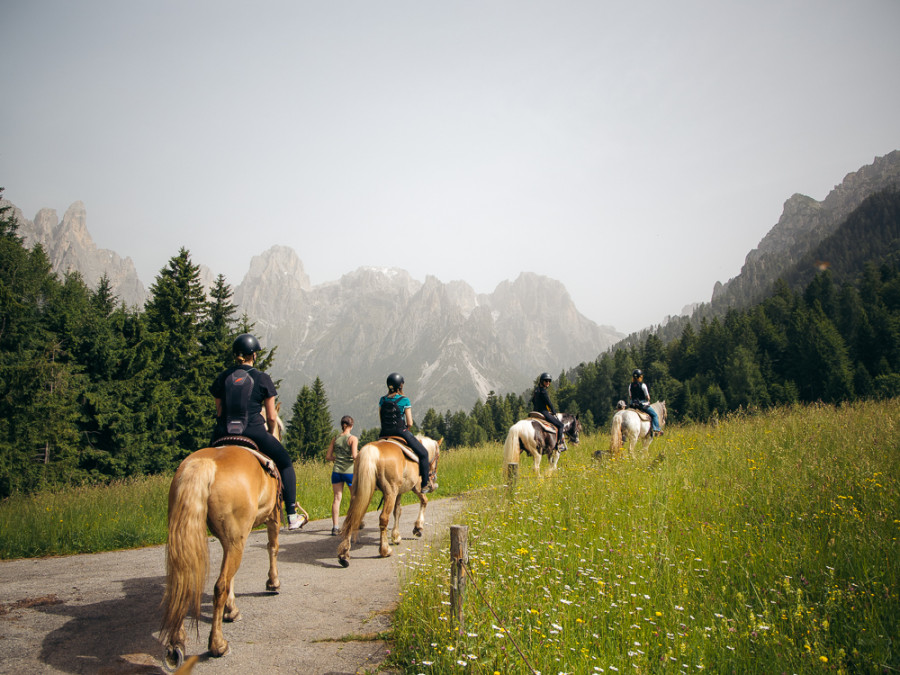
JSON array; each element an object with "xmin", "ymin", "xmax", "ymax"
[{"xmin": 3, "ymin": 1, "xmax": 898, "ymax": 335}]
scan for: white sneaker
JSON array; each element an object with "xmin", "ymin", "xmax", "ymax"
[{"xmin": 287, "ymin": 513, "xmax": 307, "ymax": 530}]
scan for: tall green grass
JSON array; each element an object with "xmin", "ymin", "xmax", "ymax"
[{"xmin": 391, "ymin": 400, "xmax": 900, "ymax": 673}]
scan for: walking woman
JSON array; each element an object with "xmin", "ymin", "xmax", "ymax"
[{"xmin": 325, "ymin": 415, "xmax": 359, "ymax": 535}]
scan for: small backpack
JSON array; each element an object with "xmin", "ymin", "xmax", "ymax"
[{"xmin": 224, "ymin": 368, "xmax": 256, "ymax": 435}]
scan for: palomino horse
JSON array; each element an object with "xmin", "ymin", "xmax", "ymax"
[
  {"xmin": 337, "ymin": 435, "xmax": 441, "ymax": 567},
  {"xmin": 160, "ymin": 408, "xmax": 299, "ymax": 670},
  {"xmin": 502, "ymin": 412, "xmax": 581, "ymax": 475},
  {"xmin": 609, "ymin": 401, "xmax": 667, "ymax": 458}
]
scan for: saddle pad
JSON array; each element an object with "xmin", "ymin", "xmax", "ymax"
[
  {"xmin": 526, "ymin": 413, "xmax": 558, "ymax": 433},
  {"xmin": 379, "ymin": 437, "xmax": 419, "ymax": 462}
]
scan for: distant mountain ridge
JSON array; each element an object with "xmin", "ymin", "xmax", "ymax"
[
  {"xmin": 4, "ymin": 203, "xmax": 621, "ymax": 426},
  {"xmin": 710, "ymin": 150, "xmax": 900, "ymax": 313},
  {"xmin": 233, "ymin": 247, "xmax": 620, "ymax": 428}
]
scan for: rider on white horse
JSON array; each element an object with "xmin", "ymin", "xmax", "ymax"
[
  {"xmin": 531, "ymin": 372, "xmax": 565, "ymax": 450},
  {"xmin": 629, "ymin": 369, "xmax": 663, "ymax": 436}
]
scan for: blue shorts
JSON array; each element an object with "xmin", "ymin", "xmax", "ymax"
[{"xmin": 331, "ymin": 471, "xmax": 353, "ymax": 487}]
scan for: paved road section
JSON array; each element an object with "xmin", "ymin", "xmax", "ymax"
[{"xmin": 0, "ymin": 496, "xmax": 464, "ymax": 674}]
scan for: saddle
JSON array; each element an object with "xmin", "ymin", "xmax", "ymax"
[
  {"xmin": 379, "ymin": 436, "xmax": 420, "ymax": 463},
  {"xmin": 212, "ymin": 436, "xmax": 282, "ymax": 488},
  {"xmin": 628, "ymin": 406, "xmax": 652, "ymax": 422}
]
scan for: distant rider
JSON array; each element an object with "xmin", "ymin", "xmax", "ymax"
[
  {"xmin": 378, "ymin": 373, "xmax": 433, "ymax": 493},
  {"xmin": 210, "ymin": 333, "xmax": 305, "ymax": 530},
  {"xmin": 531, "ymin": 372, "xmax": 565, "ymax": 449},
  {"xmin": 628, "ymin": 368, "xmax": 662, "ymax": 436}
]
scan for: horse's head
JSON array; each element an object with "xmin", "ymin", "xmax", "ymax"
[{"xmin": 562, "ymin": 414, "xmax": 581, "ymax": 445}]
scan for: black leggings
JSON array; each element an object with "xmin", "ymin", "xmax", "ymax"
[
  {"xmin": 387, "ymin": 430, "xmax": 430, "ymax": 486},
  {"xmin": 214, "ymin": 423, "xmax": 297, "ymax": 515}
]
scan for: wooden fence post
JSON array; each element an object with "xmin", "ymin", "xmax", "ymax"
[
  {"xmin": 450, "ymin": 524, "xmax": 468, "ymax": 634},
  {"xmin": 506, "ymin": 462, "xmax": 518, "ymax": 488}
]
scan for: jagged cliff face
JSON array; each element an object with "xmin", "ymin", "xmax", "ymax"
[
  {"xmin": 234, "ymin": 247, "xmax": 621, "ymax": 427},
  {"xmin": 712, "ymin": 151, "xmax": 900, "ymax": 308},
  {"xmin": 8, "ymin": 201, "xmax": 148, "ymax": 307}
]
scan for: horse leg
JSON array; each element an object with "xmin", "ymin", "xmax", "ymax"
[
  {"xmin": 549, "ymin": 449, "xmax": 560, "ymax": 471},
  {"xmin": 412, "ymin": 491, "xmax": 427, "ymax": 538},
  {"xmin": 379, "ymin": 488, "xmax": 398, "ymax": 558},
  {"xmin": 265, "ymin": 513, "xmax": 280, "ymax": 593},
  {"xmin": 209, "ymin": 537, "xmax": 246, "ymax": 657},
  {"xmin": 390, "ymin": 496, "xmax": 403, "ymax": 546}
]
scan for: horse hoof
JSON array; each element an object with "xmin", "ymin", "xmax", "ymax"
[
  {"xmin": 338, "ymin": 556, "xmax": 350, "ymax": 568},
  {"xmin": 413, "ymin": 527, "xmax": 422, "ymax": 537},
  {"xmin": 210, "ymin": 643, "xmax": 230, "ymax": 658},
  {"xmin": 164, "ymin": 645, "xmax": 184, "ymax": 672},
  {"xmin": 224, "ymin": 609, "xmax": 242, "ymax": 623},
  {"xmin": 266, "ymin": 581, "xmax": 280, "ymax": 593}
]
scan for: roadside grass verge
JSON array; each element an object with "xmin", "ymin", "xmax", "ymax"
[{"xmin": 391, "ymin": 399, "xmax": 900, "ymax": 674}]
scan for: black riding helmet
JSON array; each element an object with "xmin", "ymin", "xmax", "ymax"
[
  {"xmin": 233, "ymin": 333, "xmax": 261, "ymax": 357},
  {"xmin": 632, "ymin": 369, "xmax": 643, "ymax": 379},
  {"xmin": 539, "ymin": 372, "xmax": 552, "ymax": 383},
  {"xmin": 386, "ymin": 372, "xmax": 405, "ymax": 390}
]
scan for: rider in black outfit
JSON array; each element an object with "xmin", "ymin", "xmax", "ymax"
[
  {"xmin": 210, "ymin": 333, "xmax": 304, "ymax": 530},
  {"xmin": 531, "ymin": 372, "xmax": 565, "ymax": 449}
]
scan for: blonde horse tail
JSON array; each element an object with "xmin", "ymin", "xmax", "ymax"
[
  {"xmin": 342, "ymin": 444, "xmax": 377, "ymax": 539},
  {"xmin": 160, "ymin": 457, "xmax": 214, "ymax": 649},
  {"xmin": 610, "ymin": 413, "xmax": 623, "ymax": 454},
  {"xmin": 502, "ymin": 423, "xmax": 523, "ymax": 468}
]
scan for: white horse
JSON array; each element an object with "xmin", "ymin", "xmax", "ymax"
[
  {"xmin": 502, "ymin": 413, "xmax": 581, "ymax": 475},
  {"xmin": 609, "ymin": 401, "xmax": 667, "ymax": 458}
]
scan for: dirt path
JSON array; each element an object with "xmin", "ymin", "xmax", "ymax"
[{"xmin": 0, "ymin": 496, "xmax": 465, "ymax": 675}]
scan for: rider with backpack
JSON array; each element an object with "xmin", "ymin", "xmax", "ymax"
[
  {"xmin": 629, "ymin": 368, "xmax": 662, "ymax": 436},
  {"xmin": 531, "ymin": 372, "xmax": 565, "ymax": 450},
  {"xmin": 210, "ymin": 333, "xmax": 305, "ymax": 530},
  {"xmin": 378, "ymin": 373, "xmax": 433, "ymax": 493}
]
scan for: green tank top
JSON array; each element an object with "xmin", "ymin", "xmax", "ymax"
[{"xmin": 332, "ymin": 434, "xmax": 355, "ymax": 474}]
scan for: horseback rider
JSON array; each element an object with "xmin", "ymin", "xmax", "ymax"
[
  {"xmin": 531, "ymin": 372, "xmax": 565, "ymax": 450},
  {"xmin": 378, "ymin": 373, "xmax": 433, "ymax": 493},
  {"xmin": 210, "ymin": 333, "xmax": 305, "ymax": 530},
  {"xmin": 628, "ymin": 368, "xmax": 662, "ymax": 436}
]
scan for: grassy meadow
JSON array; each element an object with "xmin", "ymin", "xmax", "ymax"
[{"xmin": 391, "ymin": 400, "xmax": 899, "ymax": 674}]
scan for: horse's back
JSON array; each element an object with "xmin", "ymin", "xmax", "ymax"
[{"xmin": 178, "ymin": 445, "xmax": 278, "ymax": 517}]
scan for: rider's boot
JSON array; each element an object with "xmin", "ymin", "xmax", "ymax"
[{"xmin": 420, "ymin": 475, "xmax": 433, "ymax": 494}]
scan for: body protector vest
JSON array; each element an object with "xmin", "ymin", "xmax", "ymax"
[
  {"xmin": 380, "ymin": 396, "xmax": 407, "ymax": 435},
  {"xmin": 629, "ymin": 381, "xmax": 645, "ymax": 406},
  {"xmin": 224, "ymin": 368, "xmax": 256, "ymax": 435}
]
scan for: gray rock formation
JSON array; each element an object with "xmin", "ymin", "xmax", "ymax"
[
  {"xmin": 7, "ymin": 201, "xmax": 148, "ymax": 307},
  {"xmin": 234, "ymin": 247, "xmax": 621, "ymax": 428},
  {"xmin": 712, "ymin": 150, "xmax": 900, "ymax": 309}
]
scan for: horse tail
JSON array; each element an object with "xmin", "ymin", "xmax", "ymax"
[
  {"xmin": 341, "ymin": 443, "xmax": 378, "ymax": 539},
  {"xmin": 160, "ymin": 456, "xmax": 214, "ymax": 648},
  {"xmin": 502, "ymin": 422, "xmax": 525, "ymax": 467},
  {"xmin": 610, "ymin": 412, "xmax": 623, "ymax": 453}
]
